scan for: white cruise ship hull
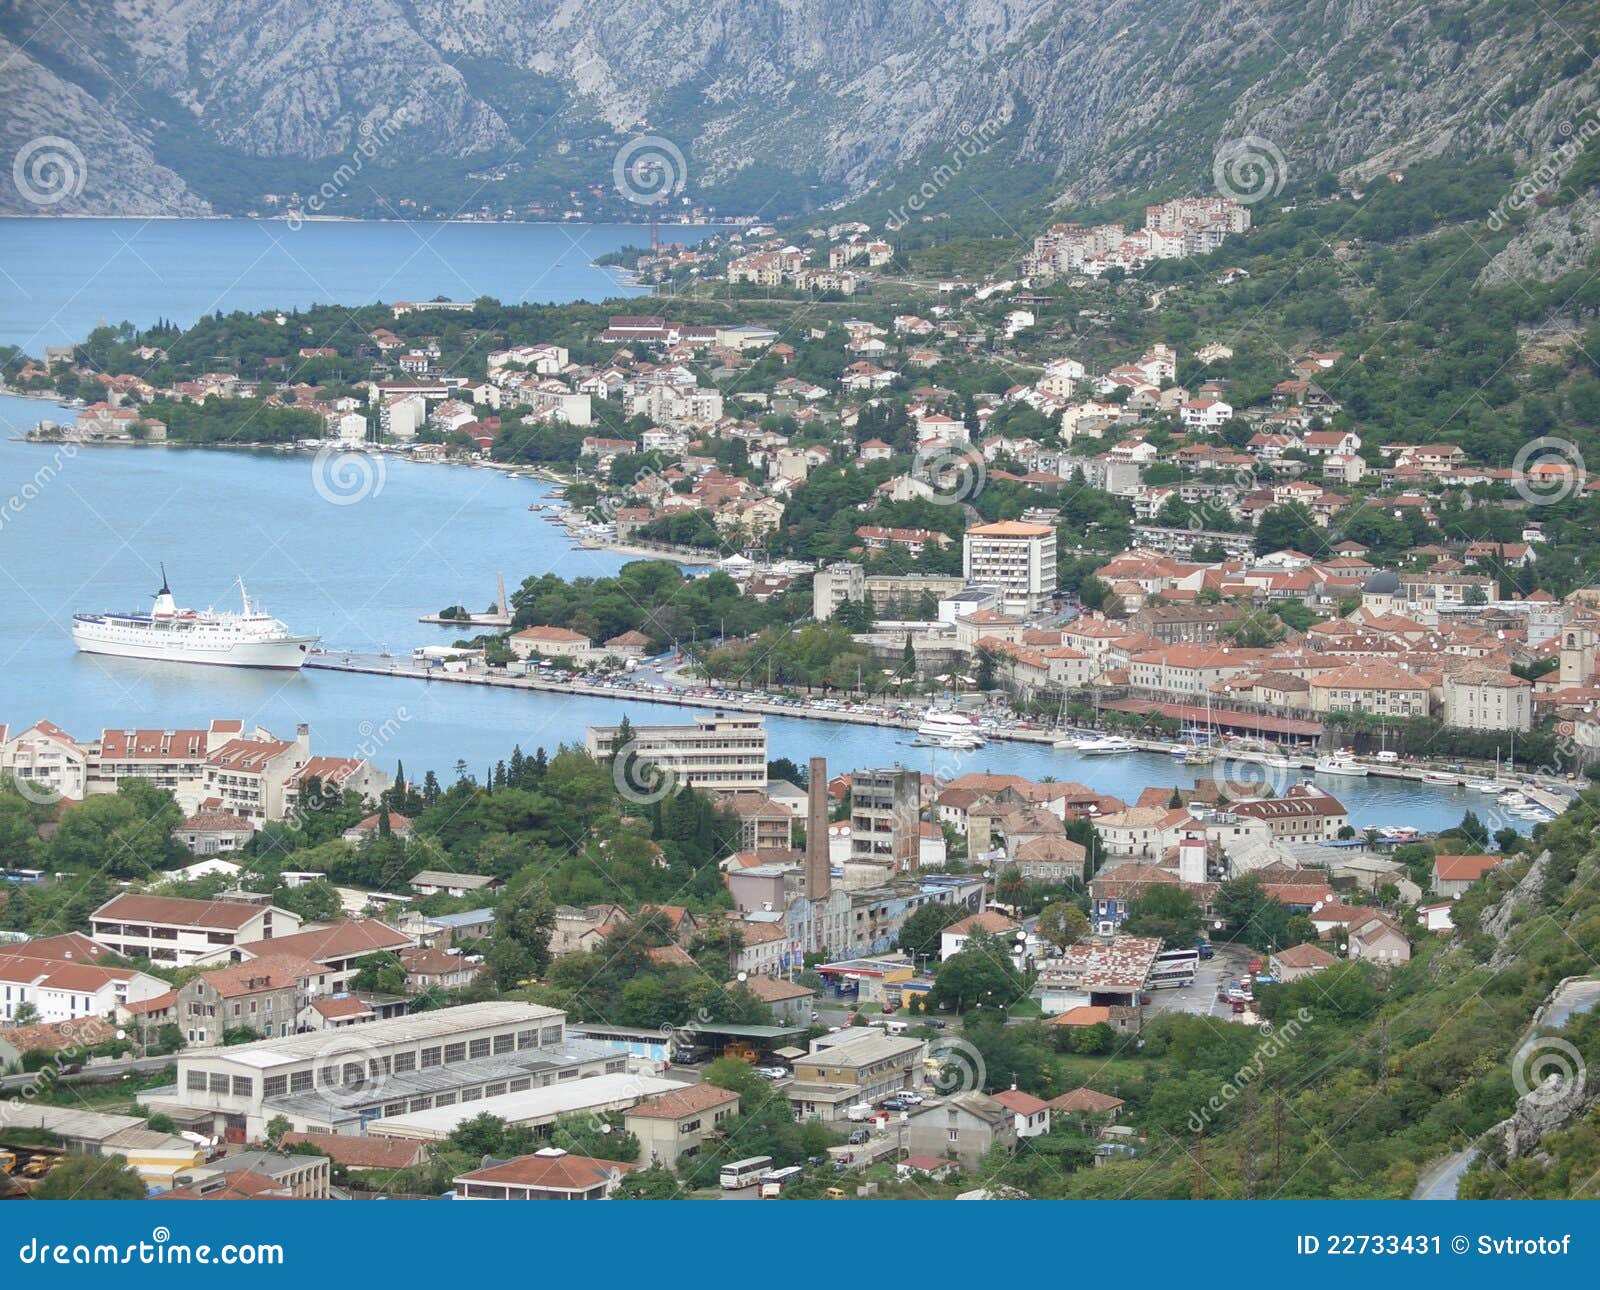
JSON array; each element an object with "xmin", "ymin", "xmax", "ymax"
[{"xmin": 72, "ymin": 621, "xmax": 317, "ymax": 669}]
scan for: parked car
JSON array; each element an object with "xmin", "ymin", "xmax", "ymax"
[
  {"xmin": 755, "ymin": 1066, "xmax": 788, "ymax": 1080},
  {"xmin": 848, "ymin": 1129, "xmax": 870, "ymax": 1145}
]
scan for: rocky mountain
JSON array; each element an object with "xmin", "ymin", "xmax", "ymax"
[{"xmin": 0, "ymin": 0, "xmax": 1594, "ymax": 221}]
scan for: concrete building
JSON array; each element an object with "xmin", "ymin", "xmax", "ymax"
[
  {"xmin": 790, "ymin": 1028, "xmax": 926, "ymax": 1105},
  {"xmin": 170, "ymin": 1150, "xmax": 332, "ymax": 1199},
  {"xmin": 368, "ymin": 1071, "xmax": 679, "ymax": 1142},
  {"xmin": 902, "ymin": 1092, "xmax": 1017, "ymax": 1170},
  {"xmin": 812, "ymin": 561, "xmax": 866, "ymax": 620},
  {"xmin": 195, "ymin": 919, "xmax": 413, "ymax": 992},
  {"xmin": 88, "ymin": 894, "xmax": 301, "ymax": 968},
  {"xmin": 585, "ymin": 713, "xmax": 768, "ymax": 791},
  {"xmin": 962, "ymin": 520, "xmax": 1058, "ymax": 614},
  {"xmin": 625, "ymin": 1083, "xmax": 741, "ymax": 1168},
  {"xmin": 146, "ymin": 1001, "xmax": 598, "ymax": 1140},
  {"xmin": 849, "ymin": 768, "xmax": 921, "ymax": 876},
  {"xmin": 0, "ymin": 951, "xmax": 168, "ymax": 1025},
  {"xmin": 1442, "ymin": 667, "xmax": 1533, "ymax": 732}
]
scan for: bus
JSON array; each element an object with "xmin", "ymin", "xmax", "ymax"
[
  {"xmin": 758, "ymin": 1165, "xmax": 804, "ymax": 1198},
  {"xmin": 1149, "ymin": 947, "xmax": 1199, "ymax": 989},
  {"xmin": 720, "ymin": 1156, "xmax": 774, "ymax": 1190}
]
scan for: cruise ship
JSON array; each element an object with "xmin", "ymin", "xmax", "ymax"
[{"xmin": 73, "ymin": 572, "xmax": 319, "ymax": 669}]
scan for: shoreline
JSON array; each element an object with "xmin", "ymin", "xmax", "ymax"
[{"xmin": 300, "ymin": 651, "xmax": 1577, "ymax": 809}]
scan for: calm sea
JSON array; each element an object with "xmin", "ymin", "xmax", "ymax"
[{"xmin": 0, "ymin": 216, "xmax": 709, "ymax": 353}]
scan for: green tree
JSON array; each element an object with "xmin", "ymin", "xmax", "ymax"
[
  {"xmin": 31, "ymin": 1153, "xmax": 147, "ymax": 1200},
  {"xmin": 897, "ymin": 902, "xmax": 962, "ymax": 962},
  {"xmin": 487, "ymin": 873, "xmax": 556, "ymax": 989},
  {"xmin": 1122, "ymin": 885, "xmax": 1202, "ymax": 946},
  {"xmin": 928, "ymin": 932, "xmax": 1025, "ymax": 1014},
  {"xmin": 1037, "ymin": 902, "xmax": 1089, "ymax": 951}
]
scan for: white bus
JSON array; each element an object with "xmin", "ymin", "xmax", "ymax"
[
  {"xmin": 720, "ymin": 1155, "xmax": 774, "ymax": 1190},
  {"xmin": 1149, "ymin": 947, "xmax": 1199, "ymax": 989},
  {"xmin": 759, "ymin": 1165, "xmax": 804, "ymax": 1198}
]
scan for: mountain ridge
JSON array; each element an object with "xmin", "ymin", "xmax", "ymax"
[{"xmin": 0, "ymin": 0, "xmax": 1594, "ymax": 224}]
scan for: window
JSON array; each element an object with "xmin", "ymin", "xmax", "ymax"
[
  {"xmin": 435, "ymin": 1091, "xmax": 457, "ymax": 1107},
  {"xmin": 209, "ymin": 1073, "xmax": 229, "ymax": 1094},
  {"xmin": 492, "ymin": 1034, "xmax": 514, "ymax": 1055},
  {"xmin": 420, "ymin": 1047, "xmax": 441, "ymax": 1069},
  {"xmin": 231, "ymin": 1076, "xmax": 253, "ymax": 1098},
  {"xmin": 263, "ymin": 1075, "xmax": 288, "ymax": 1098},
  {"xmin": 484, "ymin": 1082, "xmax": 507, "ymax": 1098},
  {"xmin": 187, "ymin": 1071, "xmax": 207, "ymax": 1092},
  {"xmin": 393, "ymin": 1051, "xmax": 416, "ymax": 1073},
  {"xmin": 443, "ymin": 1042, "xmax": 467, "ymax": 1064},
  {"xmin": 540, "ymin": 1025, "xmax": 562, "ymax": 1045},
  {"xmin": 948, "ymin": 1129, "xmax": 960, "ymax": 1142},
  {"xmin": 290, "ymin": 1070, "xmax": 313, "ymax": 1093},
  {"xmin": 468, "ymin": 1037, "xmax": 490, "ymax": 1060},
  {"xmin": 516, "ymin": 1029, "xmax": 537, "ymax": 1049}
]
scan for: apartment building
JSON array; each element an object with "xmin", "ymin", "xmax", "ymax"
[
  {"xmin": 963, "ymin": 520, "xmax": 1058, "ymax": 614},
  {"xmin": 584, "ymin": 713, "xmax": 768, "ymax": 791},
  {"xmin": 1442, "ymin": 667, "xmax": 1533, "ymax": 732},
  {"xmin": 89, "ymin": 894, "xmax": 302, "ymax": 968},
  {"xmin": 0, "ymin": 950, "xmax": 169, "ymax": 1024},
  {"xmin": 1229, "ymin": 786, "xmax": 1349, "ymax": 843},
  {"xmin": 625, "ymin": 1084, "xmax": 741, "ymax": 1169},
  {"xmin": 176, "ymin": 954, "xmax": 332, "ymax": 1046},
  {"xmin": 849, "ymin": 768, "xmax": 922, "ymax": 874}
]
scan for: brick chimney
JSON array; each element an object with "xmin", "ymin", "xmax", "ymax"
[{"xmin": 806, "ymin": 755, "xmax": 830, "ymax": 899}]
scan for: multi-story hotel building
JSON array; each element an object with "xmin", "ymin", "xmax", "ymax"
[
  {"xmin": 584, "ymin": 713, "xmax": 767, "ymax": 791},
  {"xmin": 962, "ymin": 520, "xmax": 1058, "ymax": 614}
]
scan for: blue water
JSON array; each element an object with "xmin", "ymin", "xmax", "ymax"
[
  {"xmin": 0, "ymin": 217, "xmax": 716, "ymax": 354},
  {"xmin": 0, "ymin": 395, "xmax": 1483, "ymax": 832}
]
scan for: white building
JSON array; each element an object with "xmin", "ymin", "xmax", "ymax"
[
  {"xmin": 89, "ymin": 894, "xmax": 302, "ymax": 968},
  {"xmin": 963, "ymin": 520, "xmax": 1059, "ymax": 615},
  {"xmin": 584, "ymin": 713, "xmax": 768, "ymax": 791}
]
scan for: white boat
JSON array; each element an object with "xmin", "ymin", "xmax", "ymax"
[
  {"xmin": 1497, "ymin": 791, "xmax": 1528, "ymax": 809},
  {"xmin": 1227, "ymin": 746, "xmax": 1298, "ymax": 770},
  {"xmin": 1072, "ymin": 735, "xmax": 1135, "ymax": 756},
  {"xmin": 1313, "ymin": 750, "xmax": 1367, "ymax": 777},
  {"xmin": 1423, "ymin": 770, "xmax": 1463, "ymax": 785},
  {"xmin": 73, "ymin": 570, "xmax": 319, "ymax": 670},
  {"xmin": 914, "ymin": 710, "xmax": 985, "ymax": 748},
  {"xmin": 1183, "ymin": 747, "xmax": 1215, "ymax": 766},
  {"xmin": 1470, "ymin": 779, "xmax": 1503, "ymax": 793}
]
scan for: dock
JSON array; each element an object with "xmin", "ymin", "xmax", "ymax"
[{"xmin": 418, "ymin": 573, "xmax": 512, "ymax": 627}]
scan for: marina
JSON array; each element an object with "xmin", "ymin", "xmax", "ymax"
[{"xmin": 0, "ymin": 401, "xmax": 1573, "ymax": 837}]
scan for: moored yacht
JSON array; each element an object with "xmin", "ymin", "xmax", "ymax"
[
  {"xmin": 914, "ymin": 710, "xmax": 985, "ymax": 748},
  {"xmin": 1313, "ymin": 749, "xmax": 1367, "ymax": 777}
]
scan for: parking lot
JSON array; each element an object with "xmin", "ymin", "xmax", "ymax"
[{"xmin": 1142, "ymin": 943, "xmax": 1256, "ymax": 1020}]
